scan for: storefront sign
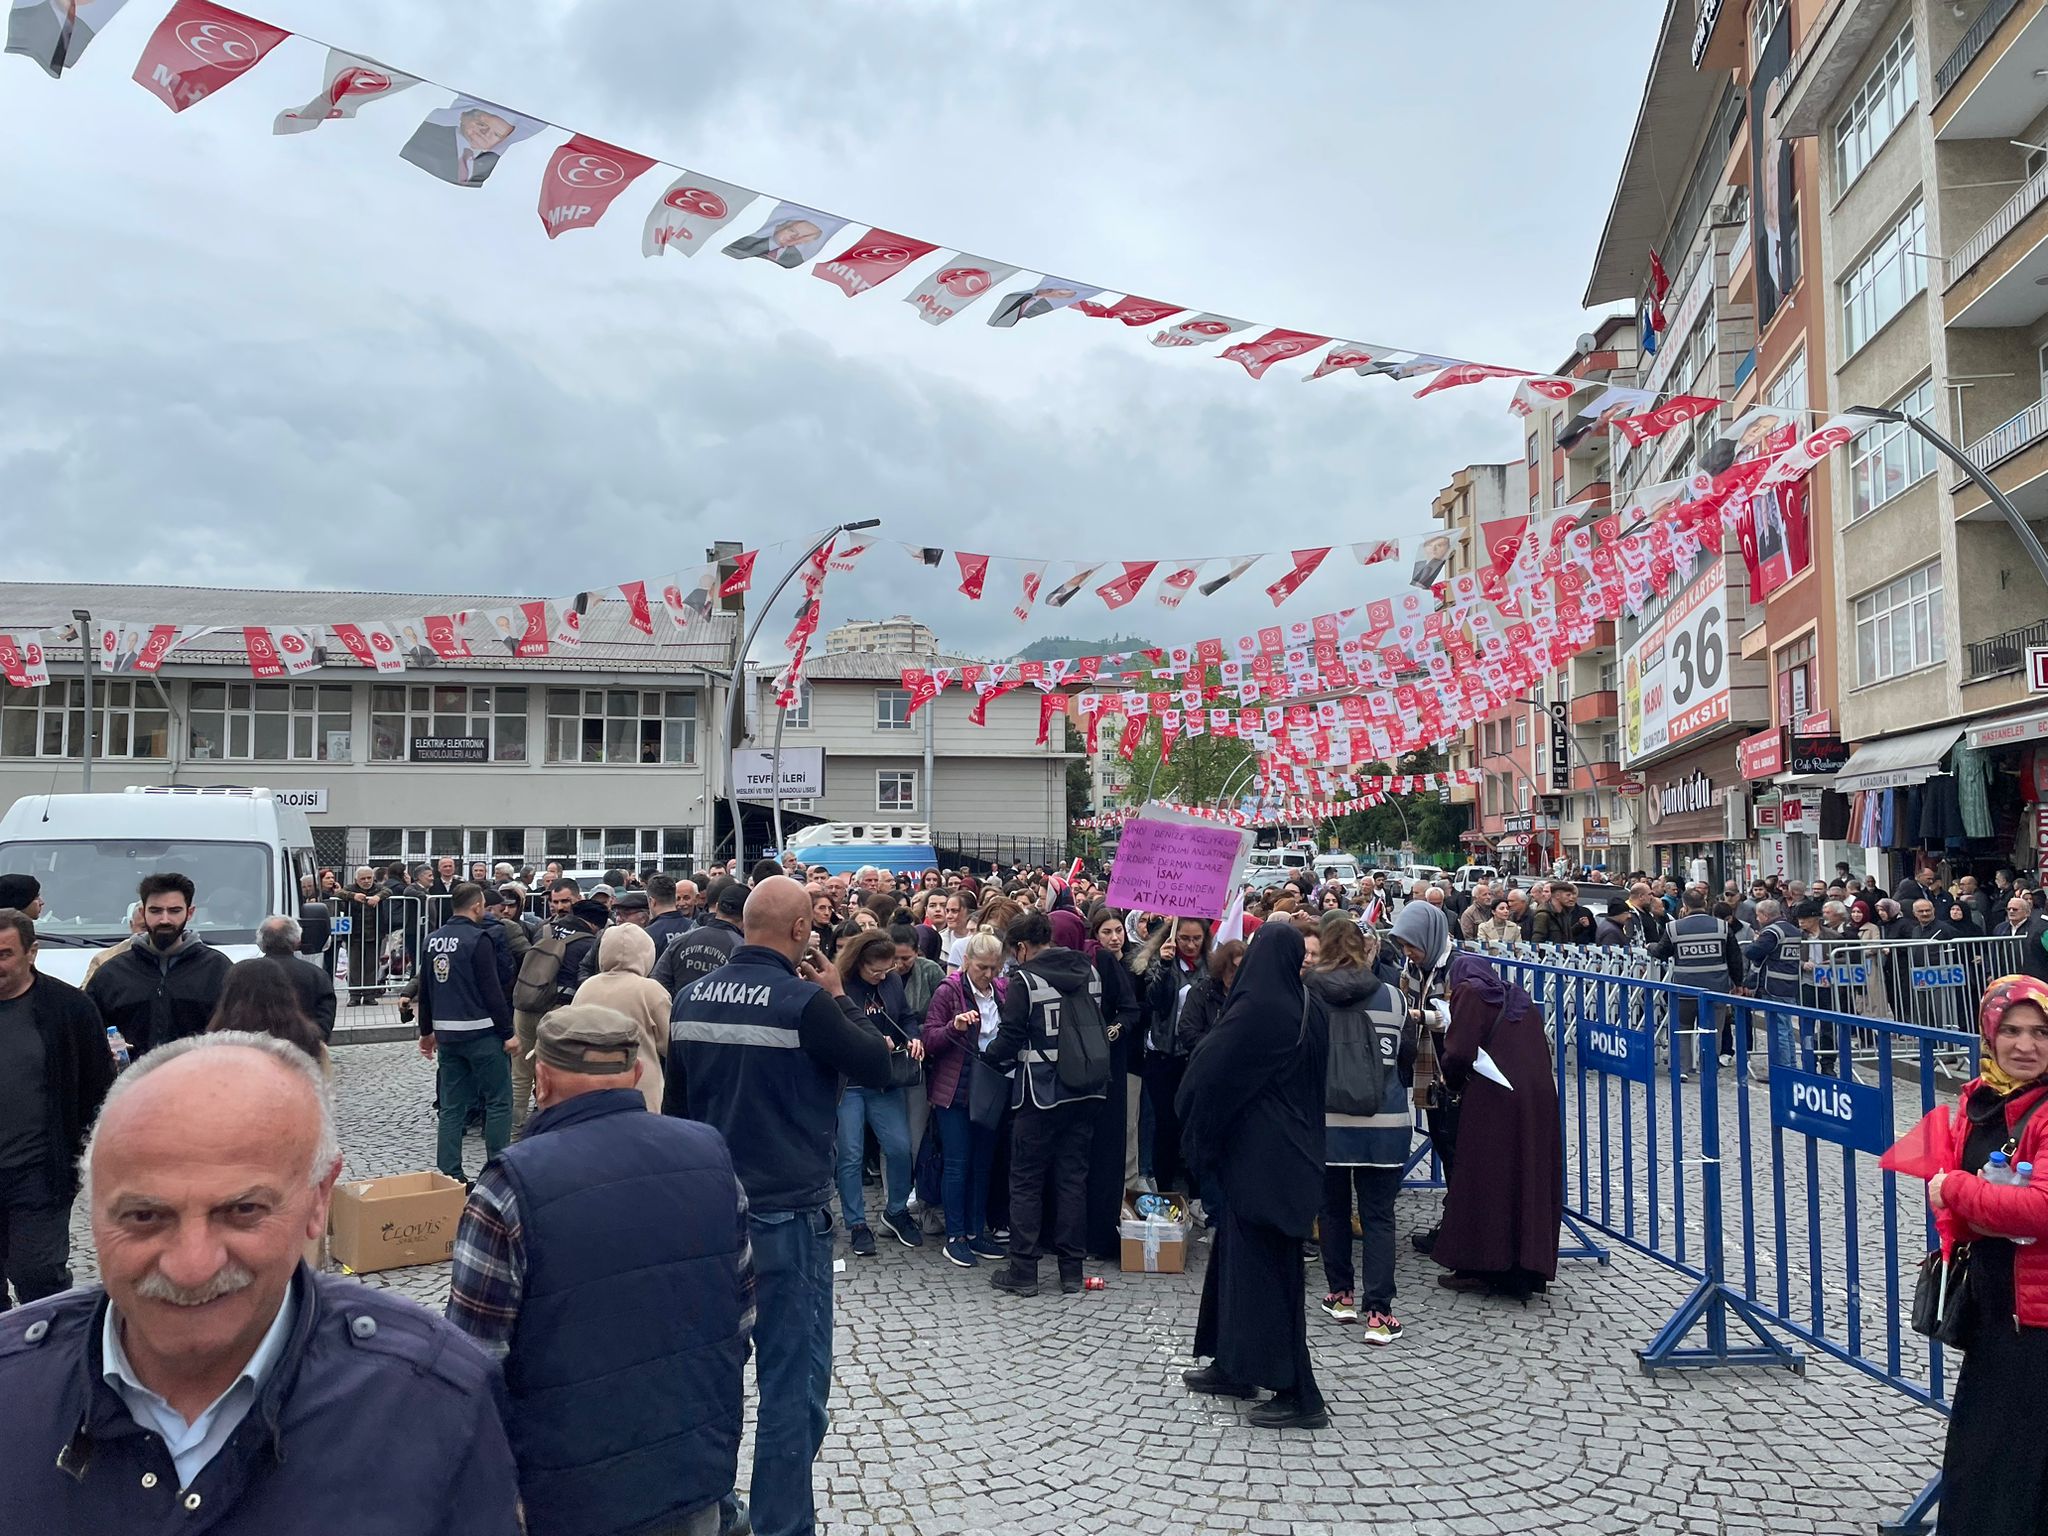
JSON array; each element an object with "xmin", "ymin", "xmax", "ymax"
[
  {"xmin": 1970, "ymin": 710, "xmax": 2048, "ymax": 750},
  {"xmin": 1793, "ymin": 710, "xmax": 1833, "ymax": 738},
  {"xmin": 2031, "ymin": 647, "xmax": 2048, "ymax": 693},
  {"xmin": 1690, "ymin": 0, "xmax": 1727, "ymax": 67},
  {"xmin": 1738, "ymin": 727, "xmax": 1784, "ymax": 780},
  {"xmin": 1646, "ymin": 770, "xmax": 1714, "ymax": 826},
  {"xmin": 1788, "ymin": 737, "xmax": 1850, "ymax": 775},
  {"xmin": 410, "ymin": 737, "xmax": 488, "ymax": 764},
  {"xmin": 272, "ymin": 787, "xmax": 328, "ymax": 815},
  {"xmin": 1754, "ymin": 798, "xmax": 1779, "ymax": 829},
  {"xmin": 1582, "ymin": 1018, "xmax": 1654, "ymax": 1082},
  {"xmin": 1769, "ymin": 1066, "xmax": 1889, "ymax": 1155},
  {"xmin": 730, "ymin": 747, "xmax": 826, "ymax": 800},
  {"xmin": 1546, "ymin": 701, "xmax": 1572, "ymax": 793},
  {"xmin": 1781, "ymin": 794, "xmax": 1818, "ymax": 834}
]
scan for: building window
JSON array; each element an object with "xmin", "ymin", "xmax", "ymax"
[
  {"xmin": 188, "ymin": 682, "xmax": 350, "ymax": 763},
  {"xmin": 1854, "ymin": 563, "xmax": 1946, "ymax": 686},
  {"xmin": 1766, "ymin": 347, "xmax": 1807, "ymax": 414},
  {"xmin": 1551, "ymin": 473, "xmax": 1564, "ymax": 510},
  {"xmin": 781, "ymin": 681, "xmax": 812, "ymax": 730},
  {"xmin": 875, "ymin": 689, "xmax": 913, "ymax": 731},
  {"xmin": 877, "ymin": 769, "xmax": 918, "ymax": 813},
  {"xmin": 1775, "ymin": 633, "xmax": 1817, "ymax": 724},
  {"xmin": 372, "ymin": 685, "xmax": 527, "ymax": 763},
  {"xmin": 1751, "ymin": 0, "xmax": 1785, "ymax": 58},
  {"xmin": 1529, "ymin": 491, "xmax": 1540, "ymax": 517},
  {"xmin": 1848, "ymin": 377, "xmax": 1935, "ymax": 520},
  {"xmin": 1832, "ymin": 23, "xmax": 1916, "ymax": 191},
  {"xmin": 369, "ymin": 828, "xmax": 525, "ymax": 868},
  {"xmin": 1599, "ymin": 731, "xmax": 1620, "ymax": 763},
  {"xmin": 1840, "ymin": 199, "xmax": 1926, "ymax": 356},
  {"xmin": 1526, "ymin": 430, "xmax": 1539, "ymax": 465},
  {"xmin": 541, "ymin": 689, "xmax": 694, "ymax": 765},
  {"xmin": 542, "ymin": 827, "xmax": 696, "ymax": 871},
  {"xmin": 1514, "ymin": 716, "xmax": 1528, "ymax": 747},
  {"xmin": 1, "ymin": 679, "xmax": 171, "ymax": 760},
  {"xmin": 1598, "ymin": 661, "xmax": 1618, "ymax": 692}
]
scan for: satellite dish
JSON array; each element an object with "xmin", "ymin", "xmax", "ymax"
[{"xmin": 1575, "ymin": 332, "xmax": 1598, "ymax": 355}]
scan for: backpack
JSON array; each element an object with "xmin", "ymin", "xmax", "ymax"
[
  {"xmin": 512, "ymin": 929, "xmax": 570, "ymax": 1016},
  {"xmin": 1325, "ymin": 982, "xmax": 1400, "ymax": 1117},
  {"xmin": 1043, "ymin": 969, "xmax": 1111, "ymax": 1096}
]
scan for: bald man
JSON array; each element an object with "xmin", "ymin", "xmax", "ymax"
[
  {"xmin": 665, "ymin": 875, "xmax": 892, "ymax": 1536},
  {"xmin": 0, "ymin": 1032, "xmax": 517, "ymax": 1531}
]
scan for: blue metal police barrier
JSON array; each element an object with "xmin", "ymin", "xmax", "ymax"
[{"xmin": 1480, "ymin": 955, "xmax": 1977, "ymax": 1536}]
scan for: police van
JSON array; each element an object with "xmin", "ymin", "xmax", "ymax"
[{"xmin": 0, "ymin": 786, "xmax": 317, "ymax": 984}]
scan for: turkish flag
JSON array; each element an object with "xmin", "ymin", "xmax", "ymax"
[
  {"xmin": 539, "ymin": 134, "xmax": 656, "ymax": 238},
  {"xmin": 1412, "ymin": 362, "xmax": 1532, "ymax": 398},
  {"xmin": 1613, "ymin": 395, "xmax": 1721, "ymax": 446},
  {"xmin": 1081, "ymin": 295, "xmax": 1183, "ymax": 326},
  {"xmin": 332, "ymin": 622, "xmax": 405, "ymax": 673},
  {"xmin": 1095, "ymin": 562, "xmax": 1158, "ymax": 610},
  {"xmin": 1306, "ymin": 343, "xmax": 1382, "ymax": 381},
  {"xmin": 423, "ymin": 614, "xmax": 471, "ymax": 660},
  {"xmin": 1221, "ymin": 329, "xmax": 1329, "ymax": 380},
  {"xmin": 1880, "ymin": 1106, "xmax": 1953, "ymax": 1181},
  {"xmin": 814, "ymin": 227, "xmax": 938, "ymax": 297},
  {"xmin": 134, "ymin": 1, "xmax": 286, "ymax": 113},
  {"xmin": 719, "ymin": 552, "xmax": 757, "ymax": 597},
  {"xmin": 1264, "ymin": 549, "xmax": 1331, "ymax": 606},
  {"xmin": 1116, "ymin": 717, "xmax": 1145, "ymax": 762},
  {"xmin": 642, "ymin": 170, "xmax": 755, "ymax": 258},
  {"xmin": 954, "ymin": 552, "xmax": 991, "ymax": 600},
  {"xmin": 1352, "ymin": 540, "xmax": 1399, "ymax": 567}
]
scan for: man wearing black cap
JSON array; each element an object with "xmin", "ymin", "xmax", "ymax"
[
  {"xmin": 0, "ymin": 875, "xmax": 43, "ymax": 919},
  {"xmin": 449, "ymin": 1005, "xmax": 752, "ymax": 1536},
  {"xmin": 654, "ymin": 877, "xmax": 747, "ymax": 1000}
]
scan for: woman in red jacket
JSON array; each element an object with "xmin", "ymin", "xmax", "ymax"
[{"xmin": 1930, "ymin": 973, "xmax": 2048, "ymax": 1536}]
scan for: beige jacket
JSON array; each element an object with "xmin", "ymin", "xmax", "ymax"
[{"xmin": 571, "ymin": 925, "xmax": 669, "ymax": 1112}]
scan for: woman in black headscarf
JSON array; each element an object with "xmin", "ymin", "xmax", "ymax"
[{"xmin": 1176, "ymin": 922, "xmax": 1330, "ymax": 1428}]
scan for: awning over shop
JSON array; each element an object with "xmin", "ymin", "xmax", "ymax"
[
  {"xmin": 1832, "ymin": 723, "xmax": 1965, "ymax": 793},
  {"xmin": 1966, "ymin": 709, "xmax": 2048, "ymax": 752}
]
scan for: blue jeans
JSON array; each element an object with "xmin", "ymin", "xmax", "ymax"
[
  {"xmin": 835, "ymin": 1085, "xmax": 911, "ymax": 1228},
  {"xmin": 435, "ymin": 1032, "xmax": 510, "ymax": 1182},
  {"xmin": 933, "ymin": 1101, "xmax": 997, "ymax": 1239},
  {"xmin": 742, "ymin": 1206, "xmax": 834, "ymax": 1536}
]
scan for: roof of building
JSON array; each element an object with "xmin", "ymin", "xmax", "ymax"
[
  {"xmin": 794, "ymin": 650, "xmax": 966, "ymax": 682},
  {"xmin": 0, "ymin": 581, "xmax": 736, "ymax": 674}
]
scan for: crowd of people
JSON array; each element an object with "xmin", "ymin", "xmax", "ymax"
[{"xmin": 4, "ymin": 841, "xmax": 2046, "ymax": 1532}]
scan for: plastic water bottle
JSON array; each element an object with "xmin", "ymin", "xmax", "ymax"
[
  {"xmin": 2019, "ymin": 1162, "xmax": 2038, "ymax": 1247},
  {"xmin": 1987, "ymin": 1151, "xmax": 2014, "ymax": 1186},
  {"xmin": 105, "ymin": 1026, "xmax": 129, "ymax": 1069}
]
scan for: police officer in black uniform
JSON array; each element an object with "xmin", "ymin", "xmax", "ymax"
[
  {"xmin": 418, "ymin": 882, "xmax": 517, "ymax": 1183},
  {"xmin": 1653, "ymin": 887, "xmax": 1743, "ymax": 1074}
]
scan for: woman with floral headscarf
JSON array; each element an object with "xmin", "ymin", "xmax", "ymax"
[{"xmin": 1930, "ymin": 975, "xmax": 2048, "ymax": 1535}]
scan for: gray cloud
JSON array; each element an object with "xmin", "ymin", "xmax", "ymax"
[{"xmin": 0, "ymin": 0, "xmax": 1655, "ymax": 656}]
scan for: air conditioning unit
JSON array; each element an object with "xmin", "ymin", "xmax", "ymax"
[{"xmin": 1724, "ymin": 789, "xmax": 1749, "ymax": 841}]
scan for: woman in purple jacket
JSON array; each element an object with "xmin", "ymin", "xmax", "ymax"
[{"xmin": 923, "ymin": 932, "xmax": 1009, "ymax": 1268}]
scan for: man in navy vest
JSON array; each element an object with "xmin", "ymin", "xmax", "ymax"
[
  {"xmin": 666, "ymin": 877, "xmax": 892, "ymax": 1536},
  {"xmin": 418, "ymin": 883, "xmax": 517, "ymax": 1183},
  {"xmin": 448, "ymin": 1006, "xmax": 751, "ymax": 1536}
]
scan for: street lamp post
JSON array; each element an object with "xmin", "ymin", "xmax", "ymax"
[
  {"xmin": 725, "ymin": 519, "xmax": 882, "ymax": 872},
  {"xmin": 73, "ymin": 608, "xmax": 94, "ymax": 793}
]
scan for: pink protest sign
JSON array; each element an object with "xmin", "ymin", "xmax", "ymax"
[{"xmin": 1105, "ymin": 804, "xmax": 1253, "ymax": 919}]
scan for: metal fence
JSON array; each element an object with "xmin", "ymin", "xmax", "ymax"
[
  {"xmin": 1467, "ymin": 955, "xmax": 1976, "ymax": 1534},
  {"xmin": 326, "ymin": 893, "xmax": 425, "ymax": 1007}
]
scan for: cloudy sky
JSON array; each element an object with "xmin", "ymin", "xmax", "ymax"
[{"xmin": 2, "ymin": 0, "xmax": 1658, "ymax": 657}]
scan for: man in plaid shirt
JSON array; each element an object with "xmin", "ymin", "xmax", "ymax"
[{"xmin": 447, "ymin": 1006, "xmax": 754, "ymax": 1536}]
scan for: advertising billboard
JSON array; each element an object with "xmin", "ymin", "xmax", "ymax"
[{"xmin": 1621, "ymin": 557, "xmax": 1732, "ymax": 767}]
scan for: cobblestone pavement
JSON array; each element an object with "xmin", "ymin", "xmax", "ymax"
[{"xmin": 70, "ymin": 1038, "xmax": 1948, "ymax": 1534}]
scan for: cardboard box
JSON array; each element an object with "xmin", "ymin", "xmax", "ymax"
[
  {"xmin": 328, "ymin": 1171, "xmax": 466, "ymax": 1274},
  {"xmin": 1120, "ymin": 1215, "xmax": 1188, "ymax": 1274}
]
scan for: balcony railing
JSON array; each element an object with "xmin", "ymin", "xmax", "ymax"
[
  {"xmin": 1570, "ymin": 690, "xmax": 1619, "ymax": 725},
  {"xmin": 1967, "ymin": 618, "xmax": 2048, "ymax": 681},
  {"xmin": 1951, "ymin": 165, "xmax": 2048, "ymax": 283},
  {"xmin": 1966, "ymin": 395, "xmax": 2048, "ymax": 470},
  {"xmin": 1939, "ymin": 0, "xmax": 2023, "ymax": 99}
]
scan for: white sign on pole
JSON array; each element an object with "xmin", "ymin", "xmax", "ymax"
[{"xmin": 731, "ymin": 748, "xmax": 826, "ymax": 801}]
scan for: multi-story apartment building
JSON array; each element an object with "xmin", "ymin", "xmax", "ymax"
[{"xmin": 1585, "ymin": 0, "xmax": 1862, "ymax": 887}]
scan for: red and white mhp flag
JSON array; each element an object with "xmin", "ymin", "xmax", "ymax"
[
  {"xmin": 903, "ymin": 256, "xmax": 1018, "ymax": 326},
  {"xmin": 8, "ymin": 0, "xmax": 132, "ymax": 79},
  {"xmin": 1094, "ymin": 561, "xmax": 1158, "ymax": 611},
  {"xmin": 642, "ymin": 171, "xmax": 755, "ymax": 258},
  {"xmin": 1011, "ymin": 562, "xmax": 1047, "ymax": 622},
  {"xmin": 1479, "ymin": 515, "xmax": 1529, "ymax": 576},
  {"xmin": 1412, "ymin": 362, "xmax": 1532, "ymax": 398},
  {"xmin": 659, "ymin": 568, "xmax": 718, "ymax": 632},
  {"xmin": 1352, "ymin": 540, "xmax": 1399, "ymax": 568},
  {"xmin": 1221, "ymin": 329, "xmax": 1329, "ymax": 380},
  {"xmin": 828, "ymin": 536, "xmax": 878, "ymax": 573},
  {"xmin": 539, "ymin": 134, "xmax": 655, "ymax": 239},
  {"xmin": 1755, "ymin": 413, "xmax": 1860, "ymax": 493},
  {"xmin": 1151, "ymin": 313, "xmax": 1249, "ymax": 349},
  {"xmin": 954, "ymin": 552, "xmax": 991, "ymax": 600},
  {"xmin": 133, "ymin": 0, "xmax": 285, "ymax": 112},
  {"xmin": 719, "ymin": 551, "xmax": 758, "ymax": 597},
  {"xmin": 551, "ymin": 598, "xmax": 584, "ymax": 648},
  {"xmin": 0, "ymin": 631, "xmax": 49, "ymax": 687},
  {"xmin": 814, "ymin": 227, "xmax": 938, "ymax": 297},
  {"xmin": 1508, "ymin": 377, "xmax": 1576, "ymax": 418},
  {"xmin": 244, "ymin": 626, "xmax": 320, "ymax": 678},
  {"xmin": 1264, "ymin": 548, "xmax": 1331, "ymax": 606},
  {"xmin": 1155, "ymin": 559, "xmax": 1204, "ymax": 610},
  {"xmin": 1613, "ymin": 395, "xmax": 1720, "ymax": 446},
  {"xmin": 1078, "ymin": 295, "xmax": 1183, "ymax": 326},
  {"xmin": 614, "ymin": 580, "xmax": 655, "ymax": 635},
  {"xmin": 1305, "ymin": 342, "xmax": 1381, "ymax": 381},
  {"xmin": 480, "ymin": 603, "xmax": 549, "ymax": 657},
  {"xmin": 422, "ymin": 614, "xmax": 471, "ymax": 660},
  {"xmin": 331, "ymin": 621, "xmax": 405, "ymax": 673},
  {"xmin": 273, "ymin": 49, "xmax": 416, "ymax": 135},
  {"xmin": 98, "ymin": 622, "xmax": 185, "ymax": 674}
]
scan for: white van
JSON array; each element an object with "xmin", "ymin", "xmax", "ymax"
[
  {"xmin": 1313, "ymin": 854, "xmax": 1362, "ymax": 885},
  {"xmin": 0, "ymin": 786, "xmax": 317, "ymax": 985},
  {"xmin": 1452, "ymin": 864, "xmax": 1500, "ymax": 894}
]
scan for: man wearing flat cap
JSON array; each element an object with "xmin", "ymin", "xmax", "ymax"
[{"xmin": 446, "ymin": 1005, "xmax": 753, "ymax": 1536}]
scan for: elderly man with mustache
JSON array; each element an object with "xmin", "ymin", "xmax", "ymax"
[{"xmin": 0, "ymin": 1032, "xmax": 518, "ymax": 1533}]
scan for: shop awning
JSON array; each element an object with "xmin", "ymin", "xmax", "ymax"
[{"xmin": 1832, "ymin": 723, "xmax": 1964, "ymax": 793}]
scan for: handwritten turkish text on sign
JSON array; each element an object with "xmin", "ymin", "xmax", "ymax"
[{"xmin": 1105, "ymin": 804, "xmax": 1252, "ymax": 919}]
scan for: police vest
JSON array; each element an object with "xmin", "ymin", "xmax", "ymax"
[
  {"xmin": 496, "ymin": 1090, "xmax": 746, "ymax": 1536},
  {"xmin": 423, "ymin": 916, "xmax": 498, "ymax": 1034},
  {"xmin": 1014, "ymin": 966, "xmax": 1106, "ymax": 1110},
  {"xmin": 1755, "ymin": 920, "xmax": 1803, "ymax": 1000},
  {"xmin": 1667, "ymin": 913, "xmax": 1728, "ymax": 990}
]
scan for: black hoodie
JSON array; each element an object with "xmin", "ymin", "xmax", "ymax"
[{"xmin": 985, "ymin": 945, "xmax": 1106, "ymax": 1109}]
